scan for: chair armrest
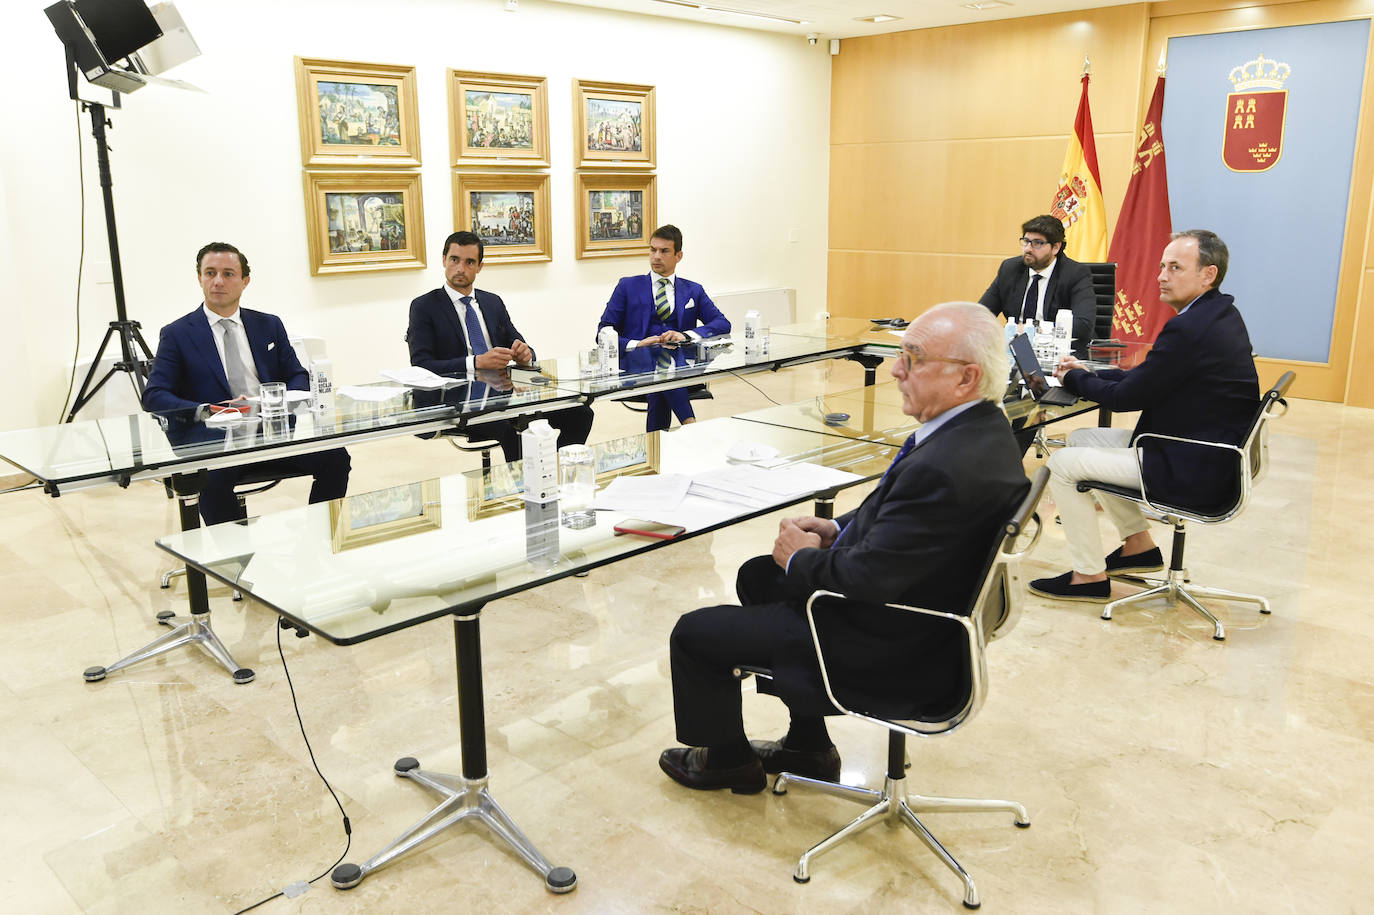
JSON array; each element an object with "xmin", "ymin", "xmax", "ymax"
[
  {"xmin": 803, "ymin": 590, "xmax": 981, "ymax": 735},
  {"xmin": 1132, "ymin": 432, "xmax": 1247, "ymax": 518}
]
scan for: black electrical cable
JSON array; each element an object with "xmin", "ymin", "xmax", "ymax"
[
  {"xmin": 57, "ymin": 100, "xmax": 87, "ymax": 423},
  {"xmin": 725, "ymin": 368, "xmax": 785, "ymax": 407},
  {"xmin": 231, "ymin": 622, "xmax": 352, "ymax": 915}
]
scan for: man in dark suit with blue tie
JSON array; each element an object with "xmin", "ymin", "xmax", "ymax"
[
  {"xmin": 658, "ymin": 302, "xmax": 1030, "ymax": 793},
  {"xmin": 1029, "ymin": 230, "xmax": 1261, "ymax": 602},
  {"xmin": 406, "ymin": 231, "xmax": 594, "ymax": 461},
  {"xmin": 979, "ymin": 214, "xmax": 1097, "ymax": 355},
  {"xmin": 598, "ymin": 224, "xmax": 731, "ymax": 432},
  {"xmin": 142, "ymin": 242, "xmax": 351, "ymax": 525}
]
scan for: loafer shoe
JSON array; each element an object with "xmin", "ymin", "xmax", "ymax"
[
  {"xmin": 659, "ymin": 747, "xmax": 766, "ymax": 794},
  {"xmin": 750, "ymin": 739, "xmax": 841, "ymax": 781},
  {"xmin": 1029, "ymin": 571, "xmax": 1111, "ymax": 603},
  {"xmin": 1105, "ymin": 546, "xmax": 1165, "ymax": 574}
]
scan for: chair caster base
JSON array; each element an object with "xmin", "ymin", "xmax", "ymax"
[
  {"xmin": 963, "ymin": 901, "xmax": 981, "ymax": 910},
  {"xmin": 156, "ymin": 610, "xmax": 176, "ymax": 624},
  {"xmin": 793, "ymin": 874, "xmax": 810, "ymax": 884},
  {"xmin": 1015, "ymin": 820, "xmax": 1030, "ymax": 828},
  {"xmin": 233, "ymin": 668, "xmax": 256, "ymax": 684},
  {"xmin": 83, "ymin": 666, "xmax": 106, "ymax": 682}
]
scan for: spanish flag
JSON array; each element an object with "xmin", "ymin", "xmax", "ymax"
[{"xmin": 1050, "ymin": 73, "xmax": 1109, "ymax": 261}]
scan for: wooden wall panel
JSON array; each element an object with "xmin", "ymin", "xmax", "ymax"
[
  {"xmin": 829, "ymin": 134, "xmax": 1133, "ymax": 255},
  {"xmin": 830, "ymin": 5, "xmax": 1148, "ymax": 145},
  {"xmin": 827, "ymin": 252, "xmax": 1007, "ymax": 320}
]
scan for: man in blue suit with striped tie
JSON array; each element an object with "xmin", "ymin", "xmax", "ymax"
[{"xmin": 598, "ymin": 224, "xmax": 731, "ymax": 432}]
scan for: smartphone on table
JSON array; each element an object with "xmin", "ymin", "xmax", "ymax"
[{"xmin": 613, "ymin": 519, "xmax": 686, "ymax": 540}]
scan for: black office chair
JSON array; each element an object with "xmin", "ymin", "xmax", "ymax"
[
  {"xmin": 1082, "ymin": 261, "xmax": 1117, "ymax": 343},
  {"xmin": 619, "ymin": 384, "xmax": 714, "ymax": 413},
  {"xmin": 1077, "ymin": 371, "xmax": 1294, "ymax": 641},
  {"xmin": 740, "ymin": 467, "xmax": 1049, "ymax": 909}
]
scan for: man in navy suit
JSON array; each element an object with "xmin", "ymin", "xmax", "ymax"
[
  {"xmin": 142, "ymin": 242, "xmax": 351, "ymax": 525},
  {"xmin": 979, "ymin": 214, "xmax": 1097, "ymax": 355},
  {"xmin": 1029, "ymin": 230, "xmax": 1261, "ymax": 602},
  {"xmin": 406, "ymin": 231, "xmax": 594, "ymax": 461},
  {"xmin": 659, "ymin": 303, "xmax": 1029, "ymax": 793},
  {"xmin": 598, "ymin": 225, "xmax": 731, "ymax": 432}
]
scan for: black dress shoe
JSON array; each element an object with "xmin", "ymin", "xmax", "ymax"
[
  {"xmin": 750, "ymin": 739, "xmax": 841, "ymax": 781},
  {"xmin": 1029, "ymin": 571, "xmax": 1111, "ymax": 603},
  {"xmin": 1105, "ymin": 545, "xmax": 1165, "ymax": 574},
  {"xmin": 659, "ymin": 747, "xmax": 766, "ymax": 794}
]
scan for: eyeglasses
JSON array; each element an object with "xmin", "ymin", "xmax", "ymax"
[
  {"xmin": 898, "ymin": 349, "xmax": 973, "ymax": 372},
  {"xmin": 1019, "ymin": 237, "xmax": 1051, "ymax": 249}
]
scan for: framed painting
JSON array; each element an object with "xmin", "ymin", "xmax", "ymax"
[
  {"xmin": 453, "ymin": 172, "xmax": 552, "ymax": 263},
  {"xmin": 574, "ymin": 172, "xmax": 657, "ymax": 259},
  {"xmin": 295, "ymin": 57, "xmax": 421, "ymax": 167},
  {"xmin": 573, "ymin": 79, "xmax": 655, "ymax": 168},
  {"xmin": 304, "ymin": 171, "xmax": 426, "ymax": 276},
  {"xmin": 449, "ymin": 70, "xmax": 550, "ymax": 167},
  {"xmin": 594, "ymin": 432, "xmax": 660, "ymax": 482},
  {"xmin": 330, "ymin": 480, "xmax": 441, "ymax": 552}
]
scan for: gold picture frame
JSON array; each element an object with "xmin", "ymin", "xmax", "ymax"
[
  {"xmin": 464, "ymin": 432, "xmax": 660, "ymax": 520},
  {"xmin": 449, "ymin": 70, "xmax": 550, "ymax": 168},
  {"xmin": 330, "ymin": 480, "xmax": 442, "ymax": 552},
  {"xmin": 295, "ymin": 57, "xmax": 421, "ymax": 168},
  {"xmin": 573, "ymin": 79, "xmax": 655, "ymax": 168},
  {"xmin": 303, "ymin": 170, "xmax": 426, "ymax": 276},
  {"xmin": 574, "ymin": 172, "xmax": 656, "ymax": 259},
  {"xmin": 453, "ymin": 172, "xmax": 552, "ymax": 263}
]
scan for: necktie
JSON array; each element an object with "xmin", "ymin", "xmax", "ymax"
[
  {"xmin": 654, "ymin": 277, "xmax": 675, "ymax": 369},
  {"xmin": 1020, "ymin": 273, "xmax": 1042, "ymax": 324},
  {"xmin": 220, "ymin": 318, "xmax": 253, "ymax": 398},
  {"xmin": 654, "ymin": 276, "xmax": 672, "ymax": 321},
  {"xmin": 833, "ymin": 433, "xmax": 917, "ymax": 547},
  {"xmin": 461, "ymin": 296, "xmax": 488, "ymax": 357}
]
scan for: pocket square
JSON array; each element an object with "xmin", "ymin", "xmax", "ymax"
[
  {"xmin": 684, "ymin": 298, "xmax": 696, "ymax": 310},
  {"xmin": 267, "ymin": 342, "xmax": 276, "ymax": 350}
]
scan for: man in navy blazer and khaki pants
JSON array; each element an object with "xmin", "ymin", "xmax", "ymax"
[
  {"xmin": 142, "ymin": 242, "xmax": 351, "ymax": 525},
  {"xmin": 598, "ymin": 224, "xmax": 731, "ymax": 432},
  {"xmin": 1029, "ymin": 230, "xmax": 1261, "ymax": 603}
]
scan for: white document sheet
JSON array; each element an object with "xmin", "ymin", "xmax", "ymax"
[
  {"xmin": 338, "ymin": 385, "xmax": 411, "ymax": 402},
  {"xmin": 689, "ymin": 462, "xmax": 862, "ymax": 508},
  {"xmin": 592, "ymin": 473, "xmax": 692, "ymax": 514},
  {"xmin": 380, "ymin": 366, "xmax": 461, "ymax": 390}
]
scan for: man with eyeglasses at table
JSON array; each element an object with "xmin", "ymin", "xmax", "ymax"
[
  {"xmin": 979, "ymin": 214, "xmax": 1096, "ymax": 356},
  {"xmin": 658, "ymin": 302, "xmax": 1029, "ymax": 793}
]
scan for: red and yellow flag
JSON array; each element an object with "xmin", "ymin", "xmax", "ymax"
[
  {"xmin": 1051, "ymin": 73, "xmax": 1109, "ymax": 261},
  {"xmin": 1107, "ymin": 75, "xmax": 1173, "ymax": 343}
]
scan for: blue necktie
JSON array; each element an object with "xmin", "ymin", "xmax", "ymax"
[
  {"xmin": 1020, "ymin": 273, "xmax": 1042, "ymax": 323},
  {"xmin": 833, "ymin": 433, "xmax": 916, "ymax": 547},
  {"xmin": 461, "ymin": 296, "xmax": 488, "ymax": 357}
]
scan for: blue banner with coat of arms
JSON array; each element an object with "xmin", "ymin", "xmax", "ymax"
[{"xmin": 1162, "ymin": 20, "xmax": 1369, "ymax": 364}]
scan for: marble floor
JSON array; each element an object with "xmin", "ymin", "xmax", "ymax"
[{"xmin": 2, "ymin": 360, "xmax": 1372, "ymax": 913}]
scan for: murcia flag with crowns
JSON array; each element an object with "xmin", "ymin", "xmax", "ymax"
[{"xmin": 1223, "ymin": 53, "xmax": 1290, "ymax": 172}]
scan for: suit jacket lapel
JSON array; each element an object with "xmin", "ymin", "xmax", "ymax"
[
  {"xmin": 672, "ymin": 277, "xmax": 685, "ymax": 329},
  {"xmin": 189, "ymin": 308, "xmax": 231, "ymax": 397}
]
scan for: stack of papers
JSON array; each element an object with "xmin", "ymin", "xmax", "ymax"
[
  {"xmin": 592, "ymin": 473, "xmax": 692, "ymax": 513},
  {"xmin": 339, "ymin": 385, "xmax": 410, "ymax": 402},
  {"xmin": 689, "ymin": 462, "xmax": 862, "ymax": 509}
]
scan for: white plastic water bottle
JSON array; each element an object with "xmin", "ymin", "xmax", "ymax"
[
  {"xmin": 310, "ymin": 357, "xmax": 335, "ymax": 416},
  {"xmin": 597, "ymin": 326, "xmax": 619, "ymax": 376}
]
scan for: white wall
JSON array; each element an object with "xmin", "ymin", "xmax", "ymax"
[{"xmin": 0, "ymin": 0, "xmax": 832, "ymax": 432}]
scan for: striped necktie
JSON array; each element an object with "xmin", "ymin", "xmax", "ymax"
[
  {"xmin": 654, "ymin": 276, "xmax": 672, "ymax": 321},
  {"xmin": 833, "ymin": 433, "xmax": 917, "ymax": 547}
]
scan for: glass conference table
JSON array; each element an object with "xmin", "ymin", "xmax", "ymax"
[
  {"xmin": 157, "ymin": 417, "xmax": 900, "ymax": 895},
  {"xmin": 0, "ymin": 323, "xmax": 888, "ymax": 684}
]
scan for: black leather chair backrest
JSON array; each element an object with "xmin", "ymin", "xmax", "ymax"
[{"xmin": 1081, "ymin": 262, "xmax": 1117, "ymax": 341}]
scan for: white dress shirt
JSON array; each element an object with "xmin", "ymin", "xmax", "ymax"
[
  {"xmin": 202, "ymin": 303, "xmax": 261, "ymax": 394},
  {"xmin": 625, "ymin": 272, "xmax": 701, "ymax": 350},
  {"xmin": 1022, "ymin": 256, "xmax": 1059, "ymax": 325}
]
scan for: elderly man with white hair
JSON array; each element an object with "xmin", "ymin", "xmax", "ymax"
[{"xmin": 658, "ymin": 302, "xmax": 1031, "ymax": 794}]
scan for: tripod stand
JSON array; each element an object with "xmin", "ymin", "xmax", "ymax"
[{"xmin": 61, "ymin": 50, "xmax": 156, "ymax": 422}]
